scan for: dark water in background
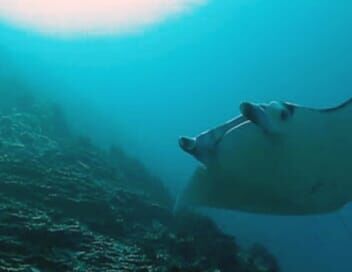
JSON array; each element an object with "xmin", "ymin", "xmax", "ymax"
[{"xmin": 0, "ymin": 1, "xmax": 352, "ymax": 271}]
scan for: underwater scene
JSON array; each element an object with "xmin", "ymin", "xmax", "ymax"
[{"xmin": 0, "ymin": 1, "xmax": 351, "ymax": 271}]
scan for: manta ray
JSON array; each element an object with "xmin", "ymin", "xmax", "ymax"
[{"xmin": 178, "ymin": 98, "xmax": 352, "ymax": 215}]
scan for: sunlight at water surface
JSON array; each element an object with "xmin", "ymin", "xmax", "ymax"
[{"xmin": 0, "ymin": 0, "xmax": 205, "ymax": 36}]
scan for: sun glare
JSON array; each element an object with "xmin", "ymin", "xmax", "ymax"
[{"xmin": 0, "ymin": 0, "xmax": 205, "ymax": 36}]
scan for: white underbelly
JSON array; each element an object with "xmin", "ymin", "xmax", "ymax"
[{"xmin": 216, "ymin": 122, "xmax": 352, "ymax": 214}]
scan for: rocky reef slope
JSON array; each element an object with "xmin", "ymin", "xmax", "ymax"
[{"xmin": 0, "ymin": 90, "xmax": 279, "ymax": 271}]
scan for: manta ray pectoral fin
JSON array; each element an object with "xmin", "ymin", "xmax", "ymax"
[{"xmin": 239, "ymin": 102, "xmax": 278, "ymax": 134}]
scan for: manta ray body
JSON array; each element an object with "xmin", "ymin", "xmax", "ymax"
[{"xmin": 178, "ymin": 98, "xmax": 352, "ymax": 215}]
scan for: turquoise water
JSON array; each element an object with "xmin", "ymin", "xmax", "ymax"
[{"xmin": 1, "ymin": 1, "xmax": 352, "ymax": 271}]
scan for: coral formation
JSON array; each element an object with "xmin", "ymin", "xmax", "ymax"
[{"xmin": 0, "ymin": 90, "xmax": 279, "ymax": 271}]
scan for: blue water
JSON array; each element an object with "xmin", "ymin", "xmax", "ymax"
[{"xmin": 1, "ymin": 1, "xmax": 352, "ymax": 271}]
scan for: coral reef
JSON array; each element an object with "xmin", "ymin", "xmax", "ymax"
[{"xmin": 0, "ymin": 91, "xmax": 280, "ymax": 271}]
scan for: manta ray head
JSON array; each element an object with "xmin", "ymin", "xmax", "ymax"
[
  {"xmin": 179, "ymin": 100, "xmax": 296, "ymax": 165},
  {"xmin": 240, "ymin": 100, "xmax": 296, "ymax": 135}
]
